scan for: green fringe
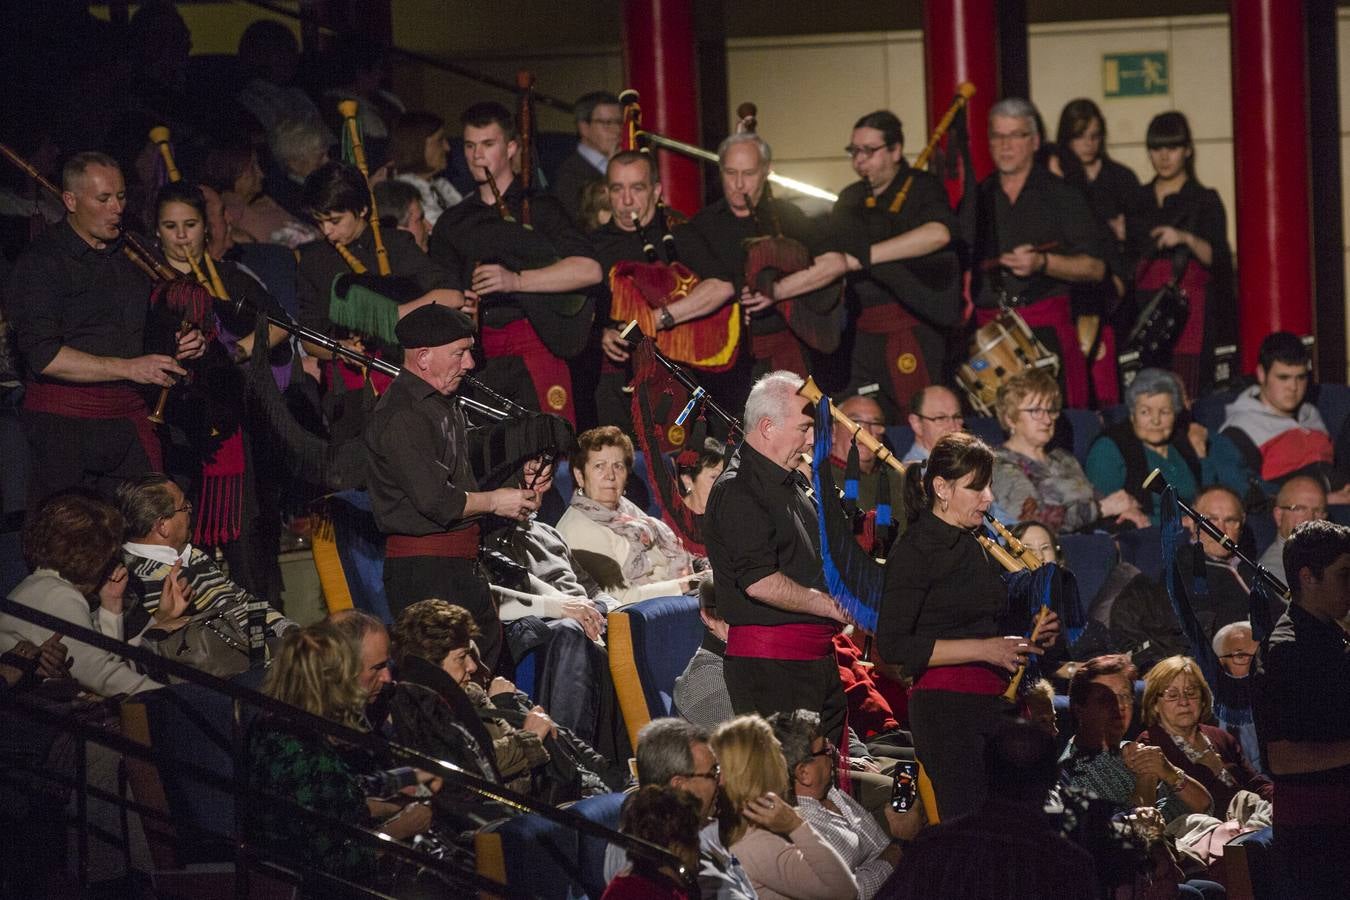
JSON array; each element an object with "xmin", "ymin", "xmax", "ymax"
[{"xmin": 329, "ymin": 276, "xmax": 400, "ymax": 345}]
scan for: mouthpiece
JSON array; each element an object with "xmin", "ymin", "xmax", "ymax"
[
  {"xmin": 1142, "ymin": 468, "xmax": 1167, "ymax": 495},
  {"xmin": 618, "ymin": 89, "xmax": 640, "ymax": 106},
  {"xmin": 148, "ymin": 125, "xmax": 171, "ymax": 144}
]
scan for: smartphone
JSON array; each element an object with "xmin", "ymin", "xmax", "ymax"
[{"xmin": 889, "ymin": 761, "xmax": 918, "ymax": 813}]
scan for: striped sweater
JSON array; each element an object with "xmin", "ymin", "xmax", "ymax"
[{"xmin": 123, "ymin": 543, "xmax": 294, "ymax": 639}]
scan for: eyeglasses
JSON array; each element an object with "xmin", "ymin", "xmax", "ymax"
[
  {"xmin": 845, "ymin": 143, "xmax": 894, "ymax": 160},
  {"xmin": 1161, "ymin": 688, "xmax": 1201, "ymax": 703},
  {"xmin": 589, "ymin": 117, "xmax": 623, "ymax": 127},
  {"xmin": 810, "ymin": 739, "xmax": 838, "ymax": 760},
  {"xmin": 991, "ymin": 130, "xmax": 1034, "ymax": 143},
  {"xmin": 1018, "ymin": 406, "xmax": 1061, "ymax": 420},
  {"xmin": 1219, "ymin": 651, "xmax": 1255, "ymax": 662},
  {"xmin": 681, "ymin": 764, "xmax": 720, "ymax": 781},
  {"xmin": 1109, "ymin": 691, "xmax": 1134, "ymax": 706},
  {"xmin": 1276, "ymin": 504, "xmax": 1328, "ymax": 517},
  {"xmin": 848, "ymin": 417, "xmax": 886, "ymax": 430},
  {"xmin": 168, "ymin": 500, "xmax": 193, "ymax": 517},
  {"xmin": 914, "ymin": 413, "xmax": 964, "ymax": 425},
  {"xmin": 1207, "ymin": 516, "xmax": 1244, "ymax": 528}
]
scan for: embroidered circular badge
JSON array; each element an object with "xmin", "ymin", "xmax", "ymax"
[
  {"xmin": 896, "ymin": 353, "xmax": 918, "ymax": 374},
  {"xmin": 545, "ymin": 385, "xmax": 568, "ymax": 411},
  {"xmin": 667, "ymin": 424, "xmax": 686, "ymax": 446}
]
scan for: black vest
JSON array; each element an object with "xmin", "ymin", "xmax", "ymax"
[{"xmin": 1095, "ymin": 420, "xmax": 1201, "ymax": 512}]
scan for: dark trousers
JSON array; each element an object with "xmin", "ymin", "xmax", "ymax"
[
  {"xmin": 907, "ymin": 689, "xmax": 1017, "ymax": 821},
  {"xmin": 724, "ymin": 654, "xmax": 846, "ymax": 745},
  {"xmin": 21, "ymin": 409, "xmax": 155, "ymax": 508},
  {"xmin": 1276, "ymin": 823, "xmax": 1349, "ymax": 898},
  {"xmin": 383, "ymin": 555, "xmax": 502, "ymax": 670}
]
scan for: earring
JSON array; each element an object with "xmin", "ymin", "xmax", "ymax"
[{"xmin": 938, "ymin": 495, "xmax": 949, "ymax": 512}]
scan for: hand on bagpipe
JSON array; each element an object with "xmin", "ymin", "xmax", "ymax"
[{"xmin": 146, "ymin": 279, "xmax": 218, "ymax": 423}]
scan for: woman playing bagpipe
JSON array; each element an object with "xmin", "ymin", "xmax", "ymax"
[{"xmin": 294, "ymin": 159, "xmax": 463, "ymax": 441}]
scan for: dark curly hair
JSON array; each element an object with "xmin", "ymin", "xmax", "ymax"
[
  {"xmin": 22, "ymin": 491, "xmax": 124, "ymax": 594},
  {"xmin": 619, "ymin": 785, "xmax": 702, "ymax": 865},
  {"xmin": 390, "ymin": 599, "xmax": 478, "ymax": 669}
]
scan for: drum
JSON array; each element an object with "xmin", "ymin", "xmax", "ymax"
[{"xmin": 956, "ymin": 310, "xmax": 1060, "ymax": 416}]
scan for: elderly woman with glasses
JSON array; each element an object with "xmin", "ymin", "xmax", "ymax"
[
  {"xmin": 1086, "ymin": 368, "xmax": 1250, "ymax": 525},
  {"xmin": 1135, "ymin": 655, "xmax": 1271, "ymax": 815},
  {"xmin": 992, "ymin": 370, "xmax": 1149, "ymax": 532}
]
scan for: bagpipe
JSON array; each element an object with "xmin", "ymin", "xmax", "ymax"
[
  {"xmin": 607, "ymin": 90, "xmax": 740, "ymax": 371},
  {"xmin": 1122, "ymin": 211, "xmax": 1205, "ymax": 364},
  {"xmin": 625, "ymin": 321, "xmax": 743, "ymax": 555},
  {"xmin": 736, "ymin": 102, "xmax": 846, "ymax": 355},
  {"xmin": 797, "ymin": 376, "xmax": 1081, "ymax": 694},
  {"xmin": 472, "ymin": 71, "xmax": 595, "ymax": 359}
]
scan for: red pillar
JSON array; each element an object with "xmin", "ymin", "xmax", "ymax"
[
  {"xmin": 622, "ymin": 0, "xmax": 702, "ymax": 215},
  {"xmin": 1230, "ymin": 0, "xmax": 1315, "ymax": 372},
  {"xmin": 923, "ymin": 0, "xmax": 999, "ymax": 181}
]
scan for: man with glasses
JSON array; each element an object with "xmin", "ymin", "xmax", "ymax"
[
  {"xmin": 550, "ymin": 91, "xmax": 623, "ymax": 224},
  {"xmin": 1187, "ymin": 486, "xmax": 1265, "ymax": 641},
  {"xmin": 973, "ymin": 98, "xmax": 1106, "ymax": 409},
  {"xmin": 603, "ymin": 718, "xmax": 757, "ymax": 899},
  {"xmin": 1257, "ymin": 475, "xmax": 1328, "ymax": 586},
  {"xmin": 904, "ymin": 385, "xmax": 965, "ymax": 465},
  {"xmin": 829, "ymin": 393, "xmax": 907, "ymax": 551},
  {"xmin": 823, "ymin": 110, "xmax": 961, "ymax": 421}
]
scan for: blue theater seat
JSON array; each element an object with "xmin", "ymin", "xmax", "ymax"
[
  {"xmin": 475, "ymin": 810, "xmax": 582, "ymax": 899},
  {"xmin": 606, "ymin": 594, "xmax": 703, "ymax": 747},
  {"xmin": 1059, "ymin": 532, "xmax": 1116, "ymax": 608}
]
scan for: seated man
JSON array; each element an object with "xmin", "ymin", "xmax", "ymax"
[
  {"xmin": 1220, "ymin": 331, "xmax": 1350, "ymax": 501},
  {"xmin": 602, "ymin": 718, "xmax": 756, "ymax": 899},
  {"xmin": 116, "ymin": 473, "xmax": 296, "ymax": 658},
  {"xmin": 373, "ymin": 178, "xmax": 431, "ymax": 252},
  {"xmin": 902, "ymin": 384, "xmax": 965, "ymax": 465},
  {"xmin": 1257, "ymin": 475, "xmax": 1328, "ymax": 586},
  {"xmin": 484, "ymin": 455, "xmax": 622, "ymax": 752},
  {"xmin": 828, "ymin": 393, "xmax": 907, "ymax": 551},
  {"xmin": 770, "ymin": 709, "xmax": 923, "ymax": 900},
  {"xmin": 1187, "ymin": 486, "xmax": 1267, "ymax": 640},
  {"xmin": 1212, "ymin": 620, "xmax": 1262, "ymax": 771}
]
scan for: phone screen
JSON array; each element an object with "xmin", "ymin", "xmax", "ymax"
[{"xmin": 890, "ymin": 761, "xmax": 918, "ymax": 813}]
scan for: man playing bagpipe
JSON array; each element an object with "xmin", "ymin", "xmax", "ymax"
[
  {"xmin": 295, "ymin": 160, "xmax": 463, "ymax": 438},
  {"xmin": 592, "ymin": 149, "xmax": 736, "ymax": 431},
  {"xmin": 428, "ymin": 101, "xmax": 602, "ymax": 426}
]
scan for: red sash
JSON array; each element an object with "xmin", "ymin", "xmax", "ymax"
[
  {"xmin": 1275, "ymin": 781, "xmax": 1350, "ymax": 827},
  {"xmin": 23, "ymin": 381, "xmax": 162, "ymax": 469},
  {"xmin": 912, "ymin": 664, "xmax": 1008, "ymax": 696},
  {"xmin": 725, "ymin": 623, "xmax": 838, "ymax": 660},
  {"xmin": 385, "ymin": 523, "xmax": 481, "ymax": 559}
]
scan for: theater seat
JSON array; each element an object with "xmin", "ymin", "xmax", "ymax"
[
  {"xmin": 1060, "ymin": 532, "xmax": 1116, "ymax": 608},
  {"xmin": 572, "ymin": 792, "xmax": 627, "ymax": 899},
  {"xmin": 1062, "ymin": 408, "xmax": 1102, "ymax": 468},
  {"xmin": 1116, "ymin": 525, "xmax": 1164, "ymax": 583},
  {"xmin": 885, "ymin": 425, "xmax": 916, "ymax": 458},
  {"xmin": 606, "ymin": 594, "xmax": 703, "ymax": 747},
  {"xmin": 310, "ymin": 490, "xmax": 392, "ymax": 622},
  {"xmin": 1313, "ymin": 382, "xmax": 1350, "ymax": 437},
  {"xmin": 475, "ymin": 811, "xmax": 582, "ymax": 899},
  {"xmin": 965, "ymin": 415, "xmax": 1005, "ymax": 448},
  {"xmin": 1222, "ymin": 826, "xmax": 1282, "ymax": 900}
]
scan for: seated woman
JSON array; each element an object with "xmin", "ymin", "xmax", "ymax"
[
  {"xmin": 676, "ymin": 437, "xmax": 726, "ymax": 517},
  {"xmin": 1135, "ymin": 655, "xmax": 1271, "ymax": 815},
  {"xmin": 201, "ymin": 137, "xmax": 319, "ymax": 248},
  {"xmin": 603, "ymin": 785, "xmax": 703, "ymax": 900},
  {"xmin": 1060, "ymin": 655, "xmax": 1211, "ymax": 826},
  {"xmin": 710, "ymin": 715, "xmax": 857, "ymax": 900},
  {"xmin": 770, "ymin": 709, "xmax": 922, "ymax": 900},
  {"xmin": 992, "ymin": 370, "xmax": 1150, "ymax": 532},
  {"xmin": 1085, "ymin": 367, "xmax": 1250, "ymax": 525},
  {"xmin": 247, "ymin": 623, "xmax": 435, "ymax": 885},
  {"xmin": 389, "ymin": 111, "xmax": 463, "ymax": 228},
  {"xmin": 558, "ymin": 426, "xmax": 701, "ymax": 604},
  {"xmin": 0, "ymin": 492, "xmax": 182, "ymax": 697}
]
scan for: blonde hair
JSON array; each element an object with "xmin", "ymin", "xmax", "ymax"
[
  {"xmin": 711, "ymin": 715, "xmax": 788, "ymax": 845},
  {"xmin": 1141, "ymin": 655, "xmax": 1213, "ymax": 727},
  {"xmin": 995, "ymin": 369, "xmax": 1061, "ymax": 433},
  {"xmin": 262, "ymin": 623, "xmax": 369, "ymax": 733}
]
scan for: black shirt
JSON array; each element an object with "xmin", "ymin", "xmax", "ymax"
[
  {"xmin": 702, "ymin": 441, "xmax": 829, "ymax": 627},
  {"xmin": 1253, "ymin": 602, "xmax": 1350, "ymax": 787},
  {"xmin": 363, "ymin": 369, "xmax": 479, "ymax": 536},
  {"xmin": 3, "ymin": 219, "xmax": 153, "ymax": 383},
  {"xmin": 690, "ymin": 196, "xmax": 826, "ymax": 336},
  {"xmin": 590, "ymin": 217, "xmax": 728, "ymax": 323},
  {"xmin": 833, "ymin": 167, "xmax": 962, "ymax": 326},
  {"xmin": 877, "ymin": 509, "xmax": 1010, "ymax": 677},
  {"xmin": 1125, "ymin": 177, "xmax": 1229, "ymax": 276},
  {"xmin": 972, "ymin": 165, "xmax": 1105, "ymax": 308}
]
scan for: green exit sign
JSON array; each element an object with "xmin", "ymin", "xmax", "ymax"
[{"xmin": 1103, "ymin": 52, "xmax": 1169, "ymax": 97}]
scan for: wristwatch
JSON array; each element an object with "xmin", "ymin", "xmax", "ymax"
[{"xmin": 658, "ymin": 307, "xmax": 676, "ymax": 331}]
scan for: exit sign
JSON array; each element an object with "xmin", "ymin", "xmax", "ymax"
[{"xmin": 1103, "ymin": 52, "xmax": 1169, "ymax": 97}]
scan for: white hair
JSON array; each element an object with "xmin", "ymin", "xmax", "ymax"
[
  {"xmin": 989, "ymin": 97, "xmax": 1039, "ymax": 130},
  {"xmin": 1211, "ymin": 621, "xmax": 1253, "ymax": 657},
  {"xmin": 743, "ymin": 370, "xmax": 804, "ymax": 432},
  {"xmin": 717, "ymin": 132, "xmax": 772, "ymax": 168},
  {"xmin": 270, "ymin": 117, "xmax": 329, "ymax": 165}
]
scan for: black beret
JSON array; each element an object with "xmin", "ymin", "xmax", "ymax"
[{"xmin": 395, "ymin": 303, "xmax": 476, "ymax": 348}]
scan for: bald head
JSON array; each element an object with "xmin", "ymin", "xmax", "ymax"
[
  {"xmin": 1274, "ymin": 476, "xmax": 1328, "ymax": 541},
  {"xmin": 833, "ymin": 395, "xmax": 886, "ymax": 472}
]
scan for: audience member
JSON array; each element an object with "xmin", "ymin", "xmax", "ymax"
[
  {"xmin": 711, "ymin": 715, "xmax": 858, "ymax": 900},
  {"xmin": 1135, "ymin": 655, "xmax": 1271, "ymax": 815},
  {"xmin": 675, "ymin": 437, "xmax": 726, "ymax": 517},
  {"xmin": 320, "ymin": 36, "xmax": 404, "ymax": 167},
  {"xmin": 673, "ymin": 578, "xmax": 734, "ymax": 729},
  {"xmin": 1024, "ymin": 678, "xmax": 1059, "ymax": 739},
  {"xmin": 881, "ymin": 720, "xmax": 1098, "ymax": 900},
  {"xmin": 558, "ymin": 426, "xmax": 700, "ymax": 603},
  {"xmin": 603, "ymin": 786, "xmax": 703, "ymax": 900},
  {"xmin": 1187, "ymin": 486, "xmax": 1266, "ymax": 640},
  {"xmin": 389, "ymin": 111, "xmax": 462, "ymax": 227},
  {"xmin": 771, "ymin": 709, "xmax": 922, "ymax": 899},
  {"xmin": 1210, "ymin": 621, "xmax": 1263, "ymax": 772},
  {"xmin": 1221, "ymin": 331, "xmax": 1349, "ymax": 500},
  {"xmin": 603, "ymin": 718, "xmax": 756, "ymax": 899},
  {"xmin": 267, "ymin": 117, "xmax": 334, "ymax": 221},
  {"xmin": 552, "ymin": 91, "xmax": 623, "ymax": 223},
  {"xmin": 235, "ymin": 20, "xmax": 333, "ymax": 146},
  {"xmin": 830, "ymin": 393, "xmax": 907, "ymax": 549},
  {"xmin": 1085, "ymin": 367, "xmax": 1250, "ymax": 524},
  {"xmin": 201, "ymin": 138, "xmax": 318, "ymax": 248},
  {"xmin": 1257, "ymin": 475, "xmax": 1328, "ymax": 585},
  {"xmin": 1252, "ymin": 519, "xmax": 1350, "ymax": 897},
  {"xmin": 1061, "ymin": 656, "xmax": 1211, "ymax": 824},
  {"xmin": 373, "ymin": 178, "xmax": 430, "ymax": 252},
  {"xmin": 993, "ymin": 369, "xmax": 1148, "ymax": 531},
  {"xmin": 901, "ymin": 385, "xmax": 963, "ymax": 465}
]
